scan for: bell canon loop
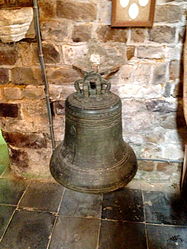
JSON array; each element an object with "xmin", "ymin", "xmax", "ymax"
[{"xmin": 50, "ymin": 71, "xmax": 137, "ymax": 193}]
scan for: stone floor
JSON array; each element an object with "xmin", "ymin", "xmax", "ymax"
[{"xmin": 0, "ymin": 176, "xmax": 187, "ymax": 249}]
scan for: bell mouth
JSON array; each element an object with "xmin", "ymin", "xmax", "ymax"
[{"xmin": 50, "ymin": 142, "xmax": 137, "ymax": 194}]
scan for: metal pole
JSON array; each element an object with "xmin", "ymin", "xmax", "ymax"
[
  {"xmin": 33, "ymin": 0, "xmax": 56, "ymax": 150},
  {"xmin": 137, "ymin": 158, "xmax": 183, "ymax": 164}
]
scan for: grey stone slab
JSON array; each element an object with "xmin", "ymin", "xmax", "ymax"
[
  {"xmin": 49, "ymin": 216, "xmax": 100, "ymax": 249},
  {"xmin": 98, "ymin": 220, "xmax": 146, "ymax": 249},
  {"xmin": 102, "ymin": 188, "xmax": 144, "ymax": 222},
  {"xmin": 19, "ymin": 181, "xmax": 64, "ymax": 212},
  {"xmin": 143, "ymin": 191, "xmax": 187, "ymax": 225},
  {"xmin": 0, "ymin": 178, "xmax": 27, "ymax": 205},
  {"xmin": 147, "ymin": 224, "xmax": 187, "ymax": 249},
  {"xmin": 0, "ymin": 206, "xmax": 15, "ymax": 239},
  {"xmin": 0, "ymin": 209, "xmax": 56, "ymax": 249},
  {"xmin": 59, "ymin": 188, "xmax": 102, "ymax": 218}
]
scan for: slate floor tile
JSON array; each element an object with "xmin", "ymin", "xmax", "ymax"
[
  {"xmin": 0, "ymin": 206, "xmax": 15, "ymax": 239},
  {"xmin": 59, "ymin": 188, "xmax": 102, "ymax": 218},
  {"xmin": 0, "ymin": 178, "xmax": 27, "ymax": 205},
  {"xmin": 102, "ymin": 188, "xmax": 144, "ymax": 222},
  {"xmin": 98, "ymin": 220, "xmax": 146, "ymax": 249},
  {"xmin": 143, "ymin": 191, "xmax": 187, "ymax": 225},
  {"xmin": 0, "ymin": 209, "xmax": 56, "ymax": 249},
  {"xmin": 49, "ymin": 216, "xmax": 100, "ymax": 249},
  {"xmin": 147, "ymin": 224, "xmax": 187, "ymax": 249},
  {"xmin": 19, "ymin": 181, "xmax": 64, "ymax": 212}
]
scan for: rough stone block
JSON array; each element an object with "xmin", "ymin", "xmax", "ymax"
[
  {"xmin": 115, "ymin": 64, "xmax": 134, "ymax": 84},
  {"xmin": 126, "ymin": 46, "xmax": 135, "ymax": 60},
  {"xmin": 2, "ymin": 131, "xmax": 48, "ymax": 149},
  {"xmin": 53, "ymin": 116, "xmax": 65, "ymax": 142},
  {"xmin": 63, "ymin": 42, "xmax": 126, "ymax": 72},
  {"xmin": 26, "ymin": 19, "xmax": 35, "ymax": 39},
  {"xmin": 169, "ymin": 60, "xmax": 180, "ymax": 80},
  {"xmin": 116, "ymin": 61, "xmax": 152, "ymax": 86},
  {"xmin": 0, "ymin": 68, "xmax": 9, "ymax": 84},
  {"xmin": 0, "ymin": 0, "xmax": 32, "ymax": 8},
  {"xmin": 163, "ymin": 129, "xmax": 182, "ymax": 144},
  {"xmin": 39, "ymin": 0, "xmax": 56, "ymax": 20},
  {"xmin": 124, "ymin": 133, "xmax": 144, "ymax": 145},
  {"xmin": 137, "ymin": 46, "xmax": 165, "ymax": 59},
  {"xmin": 22, "ymin": 86, "xmax": 44, "ymax": 99},
  {"xmin": 156, "ymin": 162, "xmax": 180, "ymax": 174},
  {"xmin": 0, "ymin": 88, "xmax": 3, "ymax": 101},
  {"xmin": 3, "ymin": 87, "xmax": 23, "ymax": 100},
  {"xmin": 21, "ymin": 100, "xmax": 47, "ymax": 117},
  {"xmin": 97, "ymin": 0, "xmax": 112, "ymax": 25},
  {"xmin": 114, "ymin": 83, "xmax": 163, "ymax": 99},
  {"xmin": 158, "ymin": 113, "xmax": 177, "ymax": 129},
  {"xmin": 63, "ymin": 44, "xmax": 88, "ymax": 66},
  {"xmin": 0, "ymin": 44, "xmax": 17, "ymax": 65},
  {"xmin": 161, "ymin": 143, "xmax": 183, "ymax": 160},
  {"xmin": 42, "ymin": 43, "xmax": 61, "ymax": 64},
  {"xmin": 121, "ymin": 99, "xmax": 147, "ymax": 114},
  {"xmin": 130, "ymin": 28, "xmax": 146, "ymax": 43},
  {"xmin": 49, "ymin": 84, "xmax": 74, "ymax": 101},
  {"xmin": 145, "ymin": 99, "xmax": 177, "ymax": 113},
  {"xmin": 166, "ymin": 46, "xmax": 182, "ymax": 60},
  {"xmin": 41, "ymin": 20, "xmax": 72, "ymax": 42},
  {"xmin": 46, "ymin": 65, "xmax": 80, "ymax": 85},
  {"xmin": 17, "ymin": 42, "xmax": 38, "ymax": 67},
  {"xmin": 138, "ymin": 161, "xmax": 155, "ymax": 172},
  {"xmin": 122, "ymin": 112, "xmax": 154, "ymax": 133},
  {"xmin": 2, "ymin": 118, "xmax": 49, "ymax": 133},
  {"xmin": 90, "ymin": 42, "xmax": 126, "ymax": 71},
  {"xmin": 56, "ymin": 0, "xmax": 97, "ymax": 21},
  {"xmin": 12, "ymin": 148, "xmax": 52, "ymax": 178},
  {"xmin": 72, "ymin": 24, "xmax": 92, "ymax": 42},
  {"xmin": 9, "ymin": 147, "xmax": 29, "ymax": 169},
  {"xmin": 163, "ymin": 82, "xmax": 173, "ymax": 97},
  {"xmin": 155, "ymin": 5, "xmax": 182, "ymax": 23},
  {"xmin": 20, "ymin": 101, "xmax": 49, "ymax": 132},
  {"xmin": 0, "ymin": 7, "xmax": 33, "ymax": 43},
  {"xmin": 52, "ymin": 101, "xmax": 65, "ymax": 115},
  {"xmin": 152, "ymin": 63, "xmax": 167, "ymax": 85},
  {"xmin": 11, "ymin": 67, "xmax": 42, "ymax": 85},
  {"xmin": 139, "ymin": 144, "xmax": 162, "ymax": 160},
  {"xmin": 96, "ymin": 25, "xmax": 128, "ymax": 43},
  {"xmin": 0, "ymin": 103, "xmax": 19, "ymax": 118},
  {"xmin": 133, "ymin": 63, "xmax": 153, "ymax": 84},
  {"xmin": 149, "ymin": 26, "xmax": 176, "ymax": 43},
  {"xmin": 144, "ymin": 127, "xmax": 165, "ymax": 144}
]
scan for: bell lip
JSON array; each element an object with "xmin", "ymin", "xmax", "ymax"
[
  {"xmin": 50, "ymin": 143, "xmax": 137, "ymax": 194},
  {"xmin": 50, "ymin": 168, "xmax": 137, "ymax": 194}
]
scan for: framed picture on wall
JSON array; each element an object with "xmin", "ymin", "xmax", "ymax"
[{"xmin": 111, "ymin": 0, "xmax": 156, "ymax": 27}]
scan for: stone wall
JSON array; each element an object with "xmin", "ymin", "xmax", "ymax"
[{"xmin": 0, "ymin": 0, "xmax": 187, "ymax": 180}]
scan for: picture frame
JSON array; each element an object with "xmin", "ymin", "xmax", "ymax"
[{"xmin": 111, "ymin": 0, "xmax": 156, "ymax": 27}]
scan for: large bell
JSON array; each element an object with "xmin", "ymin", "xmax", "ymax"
[{"xmin": 50, "ymin": 71, "xmax": 137, "ymax": 193}]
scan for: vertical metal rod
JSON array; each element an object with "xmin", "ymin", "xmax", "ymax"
[{"xmin": 33, "ymin": 0, "xmax": 56, "ymax": 150}]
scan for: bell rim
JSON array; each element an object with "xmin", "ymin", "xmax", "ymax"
[{"xmin": 50, "ymin": 142, "xmax": 137, "ymax": 194}]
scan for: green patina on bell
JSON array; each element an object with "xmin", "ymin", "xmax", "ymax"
[{"xmin": 50, "ymin": 71, "xmax": 137, "ymax": 193}]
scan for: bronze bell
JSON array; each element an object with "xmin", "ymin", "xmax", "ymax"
[{"xmin": 50, "ymin": 71, "xmax": 137, "ymax": 193}]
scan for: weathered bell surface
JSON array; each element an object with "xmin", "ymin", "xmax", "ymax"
[{"xmin": 50, "ymin": 71, "xmax": 137, "ymax": 193}]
